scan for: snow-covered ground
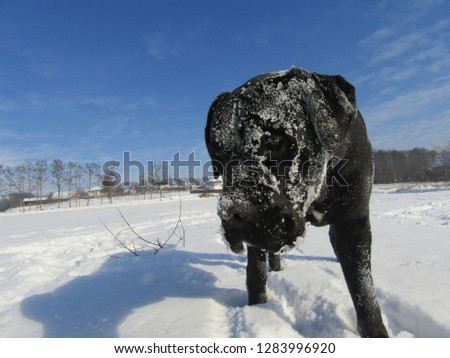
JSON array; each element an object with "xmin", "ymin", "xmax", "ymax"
[{"xmin": 0, "ymin": 185, "xmax": 449, "ymax": 338}]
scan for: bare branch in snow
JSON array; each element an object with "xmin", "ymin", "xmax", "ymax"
[{"xmin": 100, "ymin": 196, "xmax": 186, "ymax": 256}]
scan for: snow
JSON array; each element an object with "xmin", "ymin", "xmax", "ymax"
[{"xmin": 0, "ymin": 185, "xmax": 449, "ymax": 338}]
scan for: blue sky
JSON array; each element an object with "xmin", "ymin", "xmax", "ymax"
[{"xmin": 1, "ymin": 0, "xmax": 449, "ymax": 169}]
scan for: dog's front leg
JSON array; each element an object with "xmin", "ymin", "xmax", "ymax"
[
  {"xmin": 331, "ymin": 217, "xmax": 388, "ymax": 338},
  {"xmin": 268, "ymin": 252, "xmax": 281, "ymax": 272},
  {"xmin": 246, "ymin": 246, "xmax": 268, "ymax": 305}
]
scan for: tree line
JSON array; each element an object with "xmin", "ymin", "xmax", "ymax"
[
  {"xmin": 1, "ymin": 142, "xmax": 449, "ymax": 212},
  {"xmin": 0, "ymin": 160, "xmax": 101, "ymax": 212},
  {"xmin": 0, "ymin": 159, "xmax": 196, "ymax": 212},
  {"xmin": 373, "ymin": 143, "xmax": 450, "ymax": 184}
]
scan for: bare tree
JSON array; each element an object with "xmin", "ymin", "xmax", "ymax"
[
  {"xmin": 0, "ymin": 164, "xmax": 4, "ymax": 197},
  {"xmin": 23, "ymin": 161, "xmax": 35, "ymax": 211},
  {"xmin": 408, "ymin": 148, "xmax": 437, "ymax": 181},
  {"xmin": 34, "ymin": 160, "xmax": 48, "ymax": 209},
  {"xmin": 435, "ymin": 141, "xmax": 450, "ymax": 180},
  {"xmin": 51, "ymin": 159, "xmax": 65, "ymax": 208},
  {"xmin": 85, "ymin": 162, "xmax": 101, "ymax": 206},
  {"xmin": 101, "ymin": 173, "xmax": 115, "ymax": 204},
  {"xmin": 3, "ymin": 166, "xmax": 15, "ymax": 209},
  {"xmin": 437, "ymin": 141, "xmax": 450, "ymax": 164},
  {"xmin": 149, "ymin": 163, "xmax": 169, "ymax": 198},
  {"xmin": 0, "ymin": 163, "xmax": 3, "ymax": 189},
  {"xmin": 73, "ymin": 164, "xmax": 85, "ymax": 206},
  {"xmin": 65, "ymin": 162, "xmax": 78, "ymax": 208},
  {"xmin": 0, "ymin": 164, "xmax": 5, "ymax": 212},
  {"xmin": 373, "ymin": 148, "xmax": 442, "ymax": 184},
  {"xmin": 15, "ymin": 163, "xmax": 27, "ymax": 211}
]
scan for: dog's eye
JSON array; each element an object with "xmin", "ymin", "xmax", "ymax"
[
  {"xmin": 212, "ymin": 150, "xmax": 222, "ymax": 160},
  {"xmin": 266, "ymin": 136, "xmax": 283, "ymax": 150}
]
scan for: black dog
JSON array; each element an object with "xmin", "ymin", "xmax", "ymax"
[{"xmin": 205, "ymin": 67, "xmax": 388, "ymax": 338}]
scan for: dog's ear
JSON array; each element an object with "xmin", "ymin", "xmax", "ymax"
[
  {"xmin": 205, "ymin": 92, "xmax": 231, "ymax": 179},
  {"xmin": 309, "ymin": 73, "xmax": 359, "ymax": 154},
  {"xmin": 205, "ymin": 92, "xmax": 232, "ymax": 146}
]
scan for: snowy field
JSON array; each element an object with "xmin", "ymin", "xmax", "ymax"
[{"xmin": 0, "ymin": 184, "xmax": 449, "ymax": 338}]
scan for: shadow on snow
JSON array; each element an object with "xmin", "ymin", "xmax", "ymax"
[
  {"xmin": 21, "ymin": 246, "xmax": 247, "ymax": 338},
  {"xmin": 24, "ymin": 246, "xmax": 446, "ymax": 338}
]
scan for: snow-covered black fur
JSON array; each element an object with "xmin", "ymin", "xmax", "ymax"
[{"xmin": 205, "ymin": 68, "xmax": 388, "ymax": 338}]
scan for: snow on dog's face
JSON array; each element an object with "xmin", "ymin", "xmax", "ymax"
[{"xmin": 205, "ymin": 68, "xmax": 358, "ymax": 253}]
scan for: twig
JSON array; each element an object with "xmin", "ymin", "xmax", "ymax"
[
  {"xmin": 99, "ymin": 217, "xmax": 139, "ymax": 256},
  {"xmin": 101, "ymin": 195, "xmax": 187, "ymax": 256},
  {"xmin": 160, "ymin": 197, "xmax": 185, "ymax": 247},
  {"xmin": 116, "ymin": 207, "xmax": 163, "ymax": 248}
]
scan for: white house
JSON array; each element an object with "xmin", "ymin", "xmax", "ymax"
[
  {"xmin": 50, "ymin": 191, "xmax": 75, "ymax": 200},
  {"xmin": 203, "ymin": 177, "xmax": 223, "ymax": 191},
  {"xmin": 87, "ymin": 186, "xmax": 103, "ymax": 198}
]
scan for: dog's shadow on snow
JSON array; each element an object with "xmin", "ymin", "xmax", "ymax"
[{"xmin": 21, "ymin": 246, "xmax": 247, "ymax": 338}]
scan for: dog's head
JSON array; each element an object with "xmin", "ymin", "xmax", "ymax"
[{"xmin": 205, "ymin": 68, "xmax": 358, "ymax": 253}]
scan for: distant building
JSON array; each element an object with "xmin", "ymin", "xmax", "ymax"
[
  {"xmin": 50, "ymin": 191, "xmax": 75, "ymax": 200},
  {"xmin": 23, "ymin": 196, "xmax": 51, "ymax": 206},
  {"xmin": 87, "ymin": 186, "xmax": 103, "ymax": 198},
  {"xmin": 203, "ymin": 177, "xmax": 223, "ymax": 191}
]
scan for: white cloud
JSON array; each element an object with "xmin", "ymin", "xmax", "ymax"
[
  {"xmin": 358, "ymin": 6, "xmax": 450, "ymax": 75},
  {"xmin": 363, "ymin": 78, "xmax": 450, "ymax": 123},
  {"xmin": 376, "ymin": 0, "xmax": 446, "ymax": 25},
  {"xmin": 79, "ymin": 95, "xmax": 157, "ymax": 111},
  {"xmin": 143, "ymin": 21, "xmax": 207, "ymax": 60},
  {"xmin": 144, "ymin": 31, "xmax": 183, "ymax": 59},
  {"xmin": 369, "ymin": 109, "xmax": 450, "ymax": 150},
  {"xmin": 90, "ymin": 116, "xmax": 132, "ymax": 138},
  {"xmin": 354, "ymin": 2, "xmax": 450, "ymax": 149},
  {"xmin": 0, "ymin": 129, "xmax": 20, "ymax": 141},
  {"xmin": 0, "ymin": 95, "xmax": 18, "ymax": 111},
  {"xmin": 0, "ymin": 143, "xmax": 70, "ymax": 167},
  {"xmin": 359, "ymin": 28, "xmax": 450, "ymax": 84},
  {"xmin": 370, "ymin": 31, "xmax": 427, "ymax": 64},
  {"xmin": 0, "ymin": 93, "xmax": 157, "ymax": 112}
]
